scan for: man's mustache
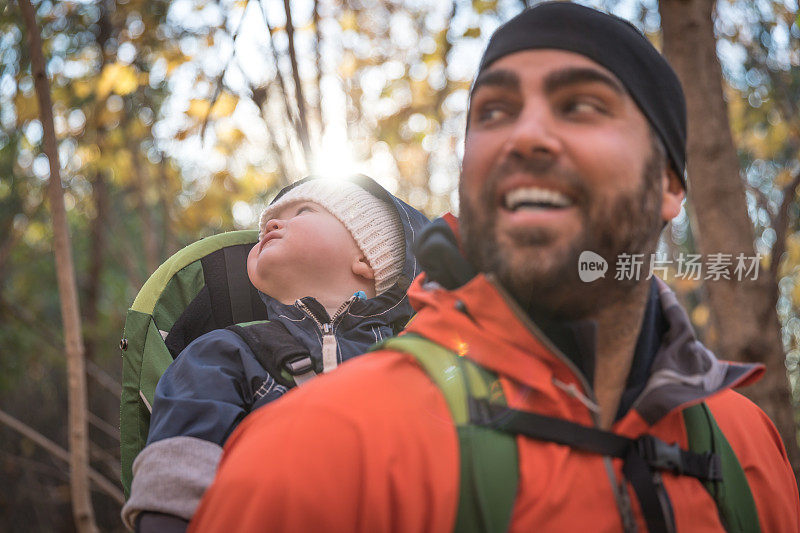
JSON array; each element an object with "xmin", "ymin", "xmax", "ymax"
[{"xmin": 481, "ymin": 156, "xmax": 588, "ymax": 206}]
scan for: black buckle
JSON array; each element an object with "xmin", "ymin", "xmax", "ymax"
[
  {"xmin": 637, "ymin": 435, "xmax": 683, "ymax": 474},
  {"xmin": 284, "ymin": 356, "xmax": 314, "ymax": 375},
  {"xmin": 468, "ymin": 397, "xmax": 494, "ymax": 425},
  {"xmin": 701, "ymin": 452, "xmax": 723, "ymax": 482}
]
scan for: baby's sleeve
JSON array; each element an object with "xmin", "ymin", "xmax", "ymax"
[{"xmin": 121, "ymin": 329, "xmax": 279, "ymax": 530}]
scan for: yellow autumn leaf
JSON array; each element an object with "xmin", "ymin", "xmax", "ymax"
[
  {"xmin": 14, "ymin": 93, "xmax": 39, "ymax": 123},
  {"xmin": 167, "ymin": 58, "xmax": 186, "ymax": 75},
  {"xmin": 463, "ymin": 27, "xmax": 481, "ymax": 38},
  {"xmin": 339, "ymin": 53, "xmax": 358, "ymax": 78},
  {"xmin": 791, "ymin": 282, "xmax": 800, "ymax": 309},
  {"xmin": 187, "ymin": 99, "xmax": 211, "ymax": 119},
  {"xmin": 76, "ymin": 145, "xmax": 101, "ymax": 165},
  {"xmin": 211, "ymin": 92, "xmax": 238, "ymax": 119},
  {"xmin": 472, "ymin": 0, "xmax": 498, "ymax": 14},
  {"xmin": 217, "ymin": 125, "xmax": 246, "ymax": 146},
  {"xmin": 339, "ymin": 10, "xmax": 358, "ymax": 32},
  {"xmin": 72, "ymin": 80, "xmax": 93, "ymax": 99},
  {"xmin": 186, "ymin": 92, "xmax": 239, "ymax": 121},
  {"xmin": 97, "ymin": 63, "xmax": 140, "ymax": 98}
]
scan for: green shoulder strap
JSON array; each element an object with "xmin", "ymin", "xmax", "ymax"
[
  {"xmin": 377, "ymin": 335, "xmax": 519, "ymax": 533},
  {"xmin": 682, "ymin": 403, "xmax": 760, "ymax": 533},
  {"xmin": 376, "ymin": 337, "xmax": 758, "ymax": 532}
]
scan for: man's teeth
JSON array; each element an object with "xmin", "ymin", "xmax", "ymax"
[{"xmin": 504, "ymin": 188, "xmax": 573, "ymax": 210}]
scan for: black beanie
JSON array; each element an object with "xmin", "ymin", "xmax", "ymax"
[{"xmin": 474, "ymin": 2, "xmax": 687, "ymax": 187}]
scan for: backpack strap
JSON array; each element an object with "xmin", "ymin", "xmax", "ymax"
[
  {"xmin": 376, "ymin": 334, "xmax": 519, "ymax": 533},
  {"xmin": 227, "ymin": 320, "xmax": 320, "ymax": 388},
  {"xmin": 201, "ymin": 244, "xmax": 265, "ymax": 327},
  {"xmin": 683, "ymin": 403, "xmax": 760, "ymax": 533},
  {"xmin": 378, "ymin": 334, "xmax": 758, "ymax": 533}
]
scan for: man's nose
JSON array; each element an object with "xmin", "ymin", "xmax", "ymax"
[{"xmin": 504, "ymin": 104, "xmax": 562, "ymax": 161}]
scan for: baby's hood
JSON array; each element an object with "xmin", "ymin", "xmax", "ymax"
[{"xmin": 260, "ymin": 175, "xmax": 431, "ymax": 332}]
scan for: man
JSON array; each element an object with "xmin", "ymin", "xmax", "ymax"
[{"xmin": 190, "ymin": 3, "xmax": 800, "ymax": 532}]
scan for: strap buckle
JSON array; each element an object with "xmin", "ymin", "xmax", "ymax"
[
  {"xmin": 284, "ymin": 356, "xmax": 314, "ymax": 375},
  {"xmin": 637, "ymin": 435, "xmax": 683, "ymax": 474},
  {"xmin": 699, "ymin": 452, "xmax": 723, "ymax": 482}
]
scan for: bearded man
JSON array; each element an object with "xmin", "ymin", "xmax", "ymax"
[{"xmin": 188, "ymin": 3, "xmax": 799, "ymax": 532}]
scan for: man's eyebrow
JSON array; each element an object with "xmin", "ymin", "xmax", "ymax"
[
  {"xmin": 543, "ymin": 67, "xmax": 626, "ymax": 96},
  {"xmin": 471, "ymin": 69, "xmax": 521, "ymax": 94}
]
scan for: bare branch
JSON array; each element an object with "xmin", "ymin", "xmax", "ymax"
[
  {"xmin": 312, "ymin": 0, "xmax": 324, "ymax": 136},
  {"xmin": 256, "ymin": 0, "xmax": 307, "ymax": 168},
  {"xmin": 745, "ymin": 183, "xmax": 770, "ymax": 216},
  {"xmin": 0, "ymin": 408, "xmax": 124, "ymax": 505},
  {"xmin": 282, "ymin": 0, "xmax": 313, "ymax": 168},
  {"xmin": 90, "ymin": 443, "xmax": 121, "ymax": 481},
  {"xmin": 250, "ymin": 83, "xmax": 292, "ymax": 187},
  {"xmin": 87, "ymin": 360, "xmax": 122, "ymax": 400},
  {"xmin": 0, "ymin": 297, "xmax": 122, "ymax": 399},
  {"xmin": 200, "ymin": 0, "xmax": 251, "ymax": 141},
  {"xmin": 87, "ymin": 411, "xmax": 121, "ymax": 443}
]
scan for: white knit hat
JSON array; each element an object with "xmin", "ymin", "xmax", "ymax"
[{"xmin": 259, "ymin": 179, "xmax": 406, "ymax": 295}]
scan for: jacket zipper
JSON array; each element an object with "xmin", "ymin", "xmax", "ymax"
[
  {"xmin": 485, "ymin": 274, "xmax": 639, "ymax": 533},
  {"xmin": 295, "ymin": 295, "xmax": 357, "ymax": 374}
]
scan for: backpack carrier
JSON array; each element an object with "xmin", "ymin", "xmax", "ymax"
[
  {"xmin": 377, "ymin": 334, "xmax": 760, "ymax": 533},
  {"xmin": 119, "ymin": 230, "xmax": 267, "ymax": 497}
]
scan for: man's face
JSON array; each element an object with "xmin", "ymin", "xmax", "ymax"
[
  {"xmin": 247, "ymin": 200, "xmax": 364, "ymax": 299},
  {"xmin": 460, "ymin": 49, "xmax": 670, "ymax": 319}
]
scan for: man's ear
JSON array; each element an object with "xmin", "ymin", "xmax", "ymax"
[
  {"xmin": 352, "ymin": 255, "xmax": 375, "ymax": 281},
  {"xmin": 661, "ymin": 168, "xmax": 685, "ymax": 223}
]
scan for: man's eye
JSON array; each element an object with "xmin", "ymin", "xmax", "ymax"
[
  {"xmin": 563, "ymin": 98, "xmax": 607, "ymax": 116},
  {"xmin": 475, "ymin": 104, "xmax": 512, "ymax": 124}
]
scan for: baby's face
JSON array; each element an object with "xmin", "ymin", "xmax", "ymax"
[{"xmin": 247, "ymin": 200, "xmax": 362, "ymax": 297}]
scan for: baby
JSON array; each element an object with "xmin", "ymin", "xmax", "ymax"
[{"xmin": 122, "ymin": 175, "xmax": 429, "ymax": 532}]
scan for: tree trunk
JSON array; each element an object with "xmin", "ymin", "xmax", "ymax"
[
  {"xmin": 84, "ymin": 171, "xmax": 108, "ymax": 363},
  {"xmin": 659, "ymin": 0, "xmax": 799, "ymax": 476},
  {"xmin": 17, "ymin": 0, "xmax": 100, "ymax": 530},
  {"xmin": 83, "ymin": 0, "xmax": 114, "ymax": 363},
  {"xmin": 130, "ymin": 142, "xmax": 159, "ymax": 273}
]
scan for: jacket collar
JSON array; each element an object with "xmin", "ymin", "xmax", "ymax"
[{"xmin": 408, "ymin": 216, "xmax": 764, "ymax": 426}]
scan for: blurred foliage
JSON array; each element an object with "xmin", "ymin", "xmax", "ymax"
[
  {"xmin": 715, "ymin": 0, "xmax": 800, "ymax": 393},
  {"xmin": 0, "ymin": 0, "xmax": 799, "ymax": 529}
]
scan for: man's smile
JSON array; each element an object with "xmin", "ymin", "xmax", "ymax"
[{"xmin": 494, "ymin": 178, "xmax": 582, "ymax": 232}]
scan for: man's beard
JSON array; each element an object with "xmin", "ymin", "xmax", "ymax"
[{"xmin": 460, "ymin": 144, "xmax": 665, "ymax": 320}]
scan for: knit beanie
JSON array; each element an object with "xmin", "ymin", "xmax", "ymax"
[
  {"xmin": 473, "ymin": 2, "xmax": 687, "ymax": 187},
  {"xmin": 258, "ymin": 179, "xmax": 406, "ymax": 295}
]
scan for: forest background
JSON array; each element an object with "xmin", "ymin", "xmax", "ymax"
[{"xmin": 1, "ymin": 0, "xmax": 798, "ymax": 530}]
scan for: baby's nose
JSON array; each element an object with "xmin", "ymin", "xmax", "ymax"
[{"xmin": 266, "ymin": 219, "xmax": 284, "ymax": 231}]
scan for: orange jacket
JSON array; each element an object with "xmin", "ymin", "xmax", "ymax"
[{"xmin": 191, "ymin": 274, "xmax": 800, "ymax": 532}]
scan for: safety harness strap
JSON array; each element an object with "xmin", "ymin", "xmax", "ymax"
[
  {"xmin": 469, "ymin": 397, "xmax": 721, "ymax": 482},
  {"xmin": 377, "ymin": 334, "xmax": 755, "ymax": 533}
]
